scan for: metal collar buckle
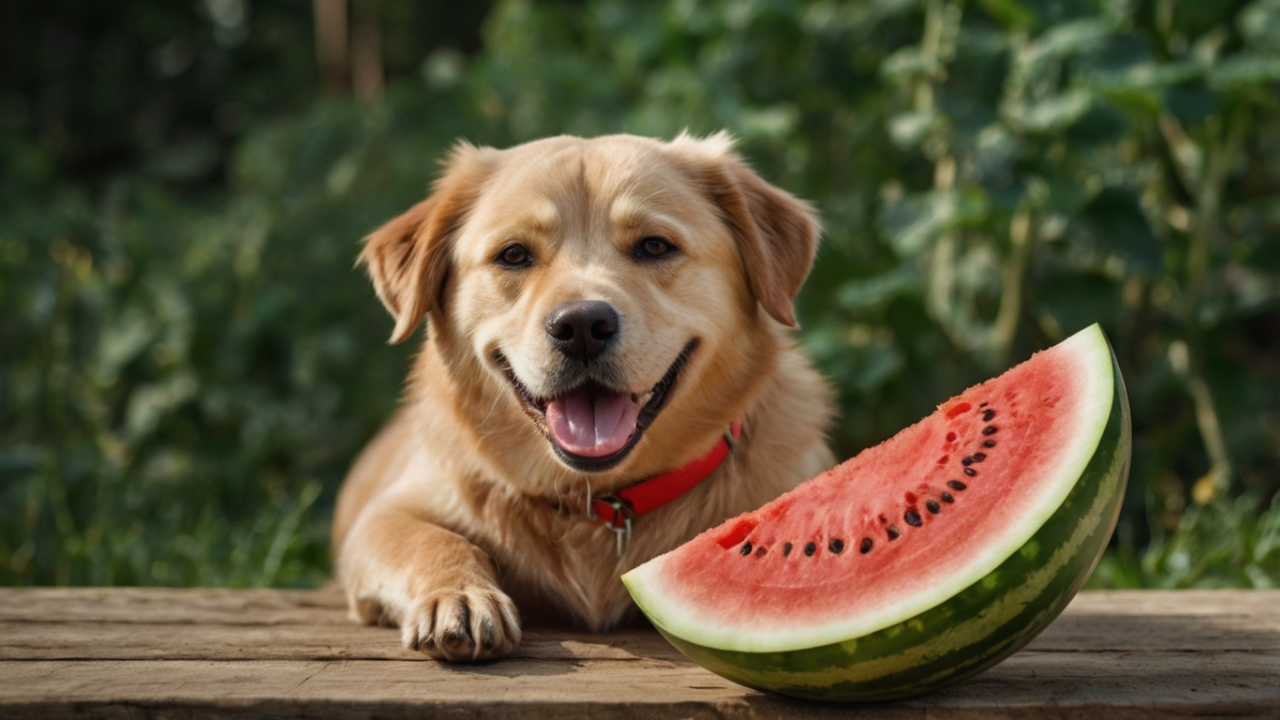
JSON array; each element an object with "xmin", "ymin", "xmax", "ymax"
[
  {"xmin": 722, "ymin": 427, "xmax": 738, "ymax": 453},
  {"xmin": 591, "ymin": 496, "xmax": 634, "ymax": 556}
]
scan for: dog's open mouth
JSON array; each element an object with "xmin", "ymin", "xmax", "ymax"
[{"xmin": 498, "ymin": 340, "xmax": 698, "ymax": 471}]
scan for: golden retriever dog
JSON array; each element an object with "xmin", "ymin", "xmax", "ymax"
[{"xmin": 332, "ymin": 132, "xmax": 835, "ymax": 662}]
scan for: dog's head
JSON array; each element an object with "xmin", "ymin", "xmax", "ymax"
[{"xmin": 359, "ymin": 133, "xmax": 819, "ymax": 495}]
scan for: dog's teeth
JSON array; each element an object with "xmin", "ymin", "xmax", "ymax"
[{"xmin": 638, "ymin": 391, "xmax": 654, "ymax": 406}]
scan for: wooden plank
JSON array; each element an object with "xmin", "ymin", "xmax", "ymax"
[
  {"xmin": 4, "ymin": 589, "xmax": 1276, "ymax": 658},
  {"xmin": 0, "ymin": 586, "xmax": 350, "ymax": 626},
  {"xmin": 2, "ymin": 610, "xmax": 1276, "ymax": 661},
  {"xmin": 1, "ymin": 653, "xmax": 1277, "ymax": 720},
  {"xmin": 1051, "ymin": 589, "xmax": 1280, "ymax": 616},
  {"xmin": 0, "ymin": 588, "xmax": 1277, "ymax": 719},
  {"xmin": 1026, "ymin": 590, "xmax": 1280, "ymax": 653},
  {"xmin": 0, "ymin": 624, "xmax": 686, "ymax": 662},
  {"xmin": 5, "ymin": 587, "xmax": 1276, "ymax": 624}
]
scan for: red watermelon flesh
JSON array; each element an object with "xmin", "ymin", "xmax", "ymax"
[{"xmin": 624, "ymin": 324, "xmax": 1119, "ymax": 654}]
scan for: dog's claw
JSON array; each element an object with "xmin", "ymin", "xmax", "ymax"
[
  {"xmin": 437, "ymin": 597, "xmax": 475, "ymax": 659},
  {"xmin": 441, "ymin": 631, "xmax": 473, "ymax": 659},
  {"xmin": 479, "ymin": 618, "xmax": 498, "ymax": 650}
]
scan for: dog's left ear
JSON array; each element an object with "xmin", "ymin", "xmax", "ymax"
[
  {"xmin": 671, "ymin": 132, "xmax": 820, "ymax": 328},
  {"xmin": 358, "ymin": 143, "xmax": 495, "ymax": 344}
]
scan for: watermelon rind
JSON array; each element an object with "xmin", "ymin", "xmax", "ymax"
[{"xmin": 621, "ymin": 324, "xmax": 1131, "ymax": 700}]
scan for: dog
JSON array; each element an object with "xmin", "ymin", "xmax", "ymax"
[{"xmin": 332, "ymin": 132, "xmax": 835, "ymax": 662}]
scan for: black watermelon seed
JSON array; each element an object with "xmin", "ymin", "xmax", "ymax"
[
  {"xmin": 887, "ymin": 526, "xmax": 901, "ymax": 541},
  {"xmin": 904, "ymin": 509, "xmax": 922, "ymax": 527},
  {"xmin": 740, "ymin": 542, "xmax": 752, "ymax": 556},
  {"xmin": 962, "ymin": 456, "xmax": 974, "ymax": 466},
  {"xmin": 983, "ymin": 426, "xmax": 998, "ymax": 435},
  {"xmin": 948, "ymin": 480, "xmax": 967, "ymax": 491},
  {"xmin": 964, "ymin": 467, "xmax": 977, "ymax": 477},
  {"xmin": 941, "ymin": 491, "xmax": 954, "ymax": 503},
  {"xmin": 860, "ymin": 537, "xmax": 873, "ymax": 554},
  {"xmin": 755, "ymin": 546, "xmax": 767, "ymax": 557},
  {"xmin": 926, "ymin": 500, "xmax": 941, "ymax": 514},
  {"xmin": 984, "ymin": 440, "xmax": 997, "ymax": 448},
  {"xmin": 783, "ymin": 542, "xmax": 793, "ymax": 557},
  {"xmin": 804, "ymin": 542, "xmax": 817, "ymax": 556},
  {"xmin": 983, "ymin": 409, "xmax": 996, "ymax": 422},
  {"xmin": 979, "ymin": 401, "xmax": 989, "ymax": 408},
  {"xmin": 829, "ymin": 539, "xmax": 844, "ymax": 554},
  {"xmin": 973, "ymin": 452, "xmax": 987, "ymax": 462}
]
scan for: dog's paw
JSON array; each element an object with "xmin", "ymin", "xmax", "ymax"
[{"xmin": 401, "ymin": 586, "xmax": 521, "ymax": 662}]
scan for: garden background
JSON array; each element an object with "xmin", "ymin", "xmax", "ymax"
[{"xmin": 2, "ymin": 0, "xmax": 1278, "ymax": 589}]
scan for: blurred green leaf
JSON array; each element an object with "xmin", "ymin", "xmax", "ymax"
[
  {"xmin": 1089, "ymin": 59, "xmax": 1205, "ymax": 93},
  {"xmin": 1207, "ymin": 52, "xmax": 1280, "ymax": 88},
  {"xmin": 1014, "ymin": 88, "xmax": 1094, "ymax": 132},
  {"xmin": 1076, "ymin": 188, "xmax": 1164, "ymax": 274},
  {"xmin": 1035, "ymin": 270, "xmax": 1124, "ymax": 335},
  {"xmin": 835, "ymin": 264, "xmax": 922, "ymax": 310},
  {"xmin": 888, "ymin": 110, "xmax": 938, "ymax": 149},
  {"xmin": 1239, "ymin": 0, "xmax": 1280, "ymax": 50}
]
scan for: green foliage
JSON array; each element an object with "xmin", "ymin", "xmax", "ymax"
[
  {"xmin": 1090, "ymin": 492, "xmax": 1280, "ymax": 588},
  {"xmin": 2, "ymin": 0, "xmax": 1278, "ymax": 588}
]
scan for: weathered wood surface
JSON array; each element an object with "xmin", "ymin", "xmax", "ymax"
[{"xmin": 0, "ymin": 588, "xmax": 1276, "ymax": 719}]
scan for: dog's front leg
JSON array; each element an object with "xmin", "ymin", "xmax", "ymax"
[{"xmin": 337, "ymin": 503, "xmax": 521, "ymax": 661}]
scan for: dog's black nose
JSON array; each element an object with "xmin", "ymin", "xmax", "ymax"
[{"xmin": 546, "ymin": 300, "xmax": 620, "ymax": 363}]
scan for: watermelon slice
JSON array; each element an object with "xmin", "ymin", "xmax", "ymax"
[{"xmin": 622, "ymin": 324, "xmax": 1130, "ymax": 700}]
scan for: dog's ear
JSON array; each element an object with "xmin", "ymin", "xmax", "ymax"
[
  {"xmin": 670, "ymin": 131, "xmax": 820, "ymax": 328},
  {"xmin": 358, "ymin": 143, "xmax": 494, "ymax": 344}
]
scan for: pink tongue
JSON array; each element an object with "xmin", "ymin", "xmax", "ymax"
[{"xmin": 546, "ymin": 386, "xmax": 641, "ymax": 458}]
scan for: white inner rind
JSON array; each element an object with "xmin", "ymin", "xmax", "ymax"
[{"xmin": 622, "ymin": 324, "xmax": 1116, "ymax": 653}]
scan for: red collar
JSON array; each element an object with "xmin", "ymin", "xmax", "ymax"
[{"xmin": 591, "ymin": 423, "xmax": 741, "ymax": 551}]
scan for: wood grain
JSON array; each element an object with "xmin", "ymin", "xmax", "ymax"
[{"xmin": 0, "ymin": 588, "xmax": 1276, "ymax": 719}]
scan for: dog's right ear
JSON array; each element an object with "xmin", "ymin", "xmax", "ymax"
[{"xmin": 357, "ymin": 143, "xmax": 494, "ymax": 344}]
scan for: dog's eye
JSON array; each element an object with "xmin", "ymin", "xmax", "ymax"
[
  {"xmin": 497, "ymin": 243, "xmax": 532, "ymax": 268},
  {"xmin": 635, "ymin": 236, "xmax": 676, "ymax": 259}
]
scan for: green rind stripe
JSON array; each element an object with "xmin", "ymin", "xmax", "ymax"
[{"xmin": 657, "ymin": 343, "xmax": 1131, "ymax": 701}]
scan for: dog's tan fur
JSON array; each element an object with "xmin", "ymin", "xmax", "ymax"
[{"xmin": 333, "ymin": 133, "xmax": 835, "ymax": 661}]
